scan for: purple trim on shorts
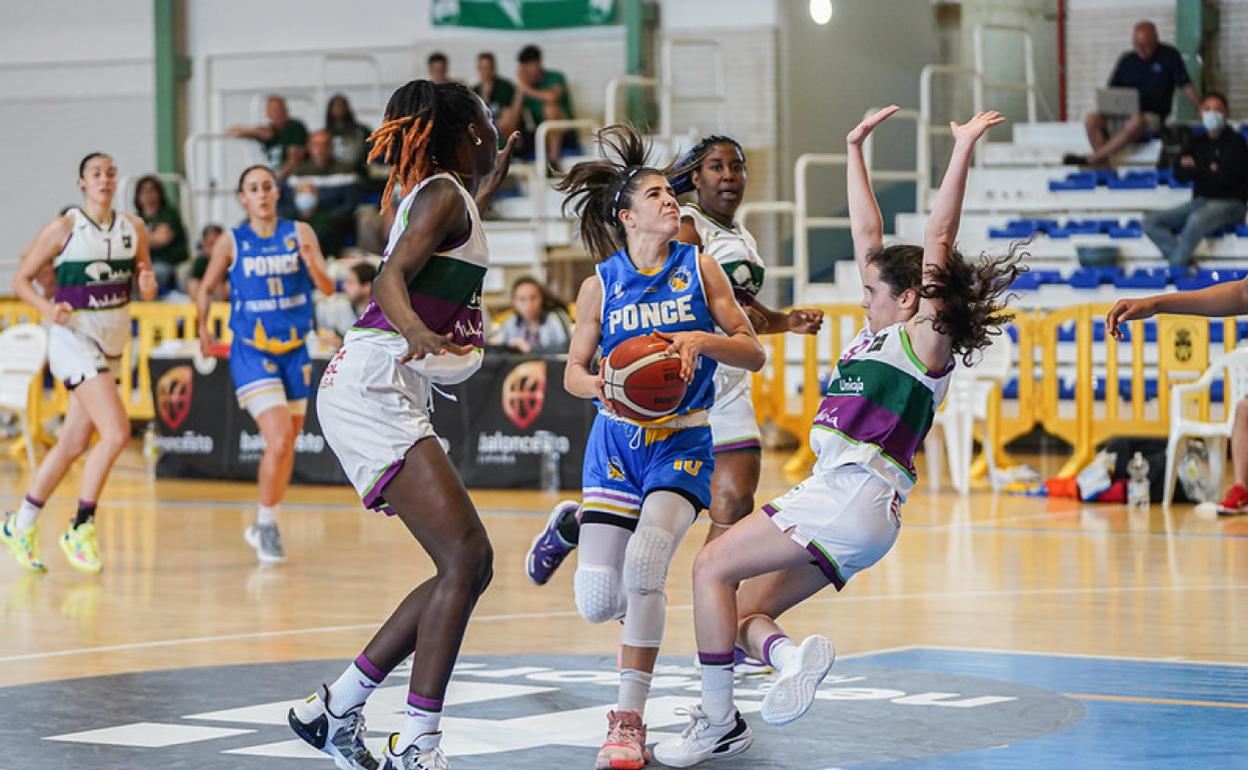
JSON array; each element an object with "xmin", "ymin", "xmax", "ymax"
[
  {"xmin": 354, "ymin": 653, "xmax": 386, "ymax": 684},
  {"xmin": 762, "ymin": 503, "xmax": 779, "ymax": 517},
  {"xmin": 697, "ymin": 651, "xmax": 736, "ymax": 667},
  {"xmin": 407, "ymin": 692, "xmax": 443, "ymax": 712},
  {"xmin": 24, "ymin": 494, "xmax": 44, "ymax": 509},
  {"xmin": 806, "ymin": 542, "xmax": 847, "ymax": 592},
  {"xmin": 586, "ymin": 489, "xmax": 641, "ymax": 506},
  {"xmin": 712, "ymin": 438, "xmax": 762, "ymax": 454},
  {"xmin": 362, "ymin": 458, "xmax": 406, "ymax": 514},
  {"xmin": 762, "ymin": 634, "xmax": 789, "ymax": 668}
]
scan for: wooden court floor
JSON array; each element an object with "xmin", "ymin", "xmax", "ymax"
[{"xmin": 1, "ymin": 444, "xmax": 1245, "ymax": 768}]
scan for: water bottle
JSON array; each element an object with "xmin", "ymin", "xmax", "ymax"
[
  {"xmin": 142, "ymin": 421, "xmax": 160, "ymax": 470},
  {"xmin": 1127, "ymin": 451, "xmax": 1150, "ymax": 509},
  {"xmin": 535, "ymin": 430, "xmax": 561, "ymax": 492}
]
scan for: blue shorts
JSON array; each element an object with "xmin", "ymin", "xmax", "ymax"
[
  {"xmin": 581, "ymin": 416, "xmax": 714, "ymax": 530},
  {"xmin": 229, "ymin": 339, "xmax": 312, "ymax": 418}
]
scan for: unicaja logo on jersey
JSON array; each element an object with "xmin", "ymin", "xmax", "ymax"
[
  {"xmin": 156, "ymin": 365, "xmax": 193, "ymax": 430},
  {"xmin": 501, "ymin": 361, "xmax": 547, "ymax": 430},
  {"xmin": 83, "ymin": 261, "xmax": 131, "ymax": 284},
  {"xmin": 668, "ymin": 266, "xmax": 692, "ymax": 293}
]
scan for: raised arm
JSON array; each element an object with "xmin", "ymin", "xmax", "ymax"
[
  {"xmin": 1107, "ymin": 279, "xmax": 1248, "ymax": 339},
  {"xmin": 564, "ymin": 275, "xmax": 606, "ymax": 401},
  {"xmin": 294, "ymin": 221, "xmax": 335, "ymax": 296},
  {"xmin": 13, "ymin": 215, "xmax": 73, "ymax": 323},
  {"xmin": 846, "ymin": 105, "xmax": 899, "ymax": 273},
  {"xmin": 474, "ymin": 130, "xmax": 521, "ymax": 212}
]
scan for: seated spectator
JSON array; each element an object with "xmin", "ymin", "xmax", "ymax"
[
  {"xmin": 188, "ymin": 224, "xmax": 229, "ymax": 301},
  {"xmin": 316, "ymin": 261, "xmax": 376, "ymax": 345},
  {"xmin": 1066, "ymin": 21, "xmax": 1201, "ymax": 167},
  {"xmin": 287, "ymin": 130, "xmax": 361, "ymax": 257},
  {"xmin": 325, "ymin": 94, "xmax": 373, "ymax": 172},
  {"xmin": 229, "ymin": 95, "xmax": 308, "ymax": 180},
  {"xmin": 491, "ymin": 276, "xmax": 571, "ymax": 354},
  {"xmin": 428, "ymin": 51, "xmax": 450, "ymax": 83},
  {"xmin": 473, "ymin": 52, "xmax": 520, "ymax": 143},
  {"xmin": 1143, "ymin": 92, "xmax": 1248, "ymax": 269},
  {"xmin": 134, "ymin": 175, "xmax": 189, "ymax": 291},
  {"xmin": 516, "ymin": 44, "xmax": 577, "ymax": 166}
]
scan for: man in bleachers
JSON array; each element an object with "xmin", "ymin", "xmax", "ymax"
[
  {"xmin": 473, "ymin": 52, "xmax": 520, "ymax": 144},
  {"xmin": 428, "ymin": 52, "xmax": 450, "ymax": 83},
  {"xmin": 285, "ymin": 130, "xmax": 361, "ymax": 258},
  {"xmin": 516, "ymin": 44, "xmax": 576, "ymax": 166},
  {"xmin": 229, "ymin": 95, "xmax": 308, "ymax": 181},
  {"xmin": 1142, "ymin": 92, "xmax": 1248, "ymax": 269},
  {"xmin": 1065, "ymin": 21, "xmax": 1201, "ymax": 168}
]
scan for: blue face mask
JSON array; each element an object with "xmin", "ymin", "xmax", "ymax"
[
  {"xmin": 295, "ymin": 190, "xmax": 317, "ymax": 214},
  {"xmin": 1203, "ymin": 110, "xmax": 1227, "ymax": 133}
]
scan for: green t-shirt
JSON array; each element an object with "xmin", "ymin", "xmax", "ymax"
[
  {"xmin": 262, "ymin": 119, "xmax": 309, "ymax": 170},
  {"xmin": 143, "ymin": 206, "xmax": 189, "ymax": 266},
  {"xmin": 522, "ymin": 70, "xmax": 574, "ymax": 128},
  {"xmin": 474, "ymin": 77, "xmax": 517, "ymax": 123}
]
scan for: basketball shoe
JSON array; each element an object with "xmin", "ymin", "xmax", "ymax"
[
  {"xmin": 245, "ymin": 522, "xmax": 285, "ymax": 564},
  {"xmin": 596, "ymin": 709, "xmax": 647, "ymax": 769},
  {"xmin": 1, "ymin": 513, "xmax": 45, "ymax": 573},
  {"xmin": 760, "ymin": 634, "xmax": 835, "ymax": 726},
  {"xmin": 380, "ymin": 731, "xmax": 448, "ymax": 770},
  {"xmin": 526, "ymin": 500, "xmax": 579, "ymax": 585},
  {"xmin": 60, "ymin": 521, "xmax": 102, "ymax": 573},
  {"xmin": 652, "ymin": 706, "xmax": 752, "ymax": 767},
  {"xmin": 288, "ymin": 685, "xmax": 378, "ymax": 770}
]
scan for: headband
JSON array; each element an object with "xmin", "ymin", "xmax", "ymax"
[{"xmin": 611, "ymin": 166, "xmax": 646, "ymax": 219}]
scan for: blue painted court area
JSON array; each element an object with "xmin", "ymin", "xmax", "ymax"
[{"xmin": 842, "ymin": 647, "xmax": 1248, "ymax": 769}]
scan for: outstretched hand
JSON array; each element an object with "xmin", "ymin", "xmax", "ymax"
[
  {"xmin": 493, "ymin": 130, "xmax": 521, "ymax": 181},
  {"xmin": 847, "ymin": 105, "xmax": 900, "ymax": 146},
  {"xmin": 1105, "ymin": 297, "xmax": 1158, "ymax": 340},
  {"xmin": 950, "ymin": 111, "xmax": 1005, "ymax": 146}
]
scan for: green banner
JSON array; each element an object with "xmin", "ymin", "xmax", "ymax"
[{"xmin": 432, "ymin": 0, "xmax": 617, "ymax": 29}]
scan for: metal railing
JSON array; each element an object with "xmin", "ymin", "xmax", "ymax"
[
  {"xmin": 604, "ymin": 75, "xmax": 664, "ymax": 129},
  {"xmin": 660, "ymin": 36, "xmax": 727, "ymax": 139}
]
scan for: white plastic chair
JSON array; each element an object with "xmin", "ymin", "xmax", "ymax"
[
  {"xmin": 0, "ymin": 324, "xmax": 48, "ymax": 470},
  {"xmin": 925, "ymin": 331, "xmax": 1013, "ymax": 494},
  {"xmin": 1163, "ymin": 346, "xmax": 1248, "ymax": 504}
]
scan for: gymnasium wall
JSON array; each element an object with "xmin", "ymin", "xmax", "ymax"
[{"xmin": 1065, "ymin": 0, "xmax": 1176, "ymax": 121}]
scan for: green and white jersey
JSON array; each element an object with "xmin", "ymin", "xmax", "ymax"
[
  {"xmin": 681, "ymin": 202, "xmax": 765, "ymax": 302},
  {"xmin": 812, "ymin": 322, "xmax": 953, "ymax": 497},
  {"xmin": 53, "ymin": 207, "xmax": 138, "ymax": 356}
]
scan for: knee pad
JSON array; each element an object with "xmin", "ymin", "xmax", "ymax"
[
  {"xmin": 574, "ymin": 564, "xmax": 626, "ymax": 624},
  {"xmin": 623, "ymin": 526, "xmax": 676, "ymax": 596}
]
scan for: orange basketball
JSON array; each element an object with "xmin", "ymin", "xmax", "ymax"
[{"xmin": 602, "ymin": 333, "xmax": 687, "ymax": 422}]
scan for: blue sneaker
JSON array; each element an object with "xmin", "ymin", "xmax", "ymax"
[{"xmin": 526, "ymin": 500, "xmax": 579, "ymax": 585}]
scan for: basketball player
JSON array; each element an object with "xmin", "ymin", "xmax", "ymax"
[
  {"xmin": 1, "ymin": 153, "xmax": 158, "ymax": 574},
  {"xmin": 555, "ymin": 124, "xmax": 765, "ymax": 769},
  {"xmin": 196, "ymin": 165, "xmax": 334, "ymax": 564},
  {"xmin": 654, "ymin": 109, "xmax": 1023, "ymax": 766},
  {"xmin": 287, "ymin": 80, "xmax": 518, "ymax": 770}
]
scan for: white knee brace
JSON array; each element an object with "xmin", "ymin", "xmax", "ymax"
[
  {"xmin": 620, "ymin": 526, "xmax": 676, "ymax": 647},
  {"xmin": 574, "ymin": 564, "xmax": 627, "ymax": 624}
]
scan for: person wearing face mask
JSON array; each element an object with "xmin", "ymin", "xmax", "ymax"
[
  {"xmin": 287, "ymin": 130, "xmax": 362, "ymax": 257},
  {"xmin": 1142, "ymin": 92, "xmax": 1248, "ymax": 270}
]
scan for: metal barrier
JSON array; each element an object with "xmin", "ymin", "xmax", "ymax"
[
  {"xmin": 604, "ymin": 76, "xmax": 664, "ymax": 129},
  {"xmin": 793, "ymin": 154, "xmax": 850, "ymax": 302},
  {"xmin": 861, "ymin": 107, "xmax": 924, "ymax": 213},
  {"xmin": 972, "ymin": 23, "xmax": 1039, "ymax": 123},
  {"xmin": 532, "ymin": 118, "xmax": 602, "ymax": 248},
  {"xmin": 183, "ymin": 133, "xmax": 264, "ymax": 233},
  {"xmin": 660, "ymin": 36, "xmax": 727, "ymax": 139},
  {"xmin": 919, "ymin": 65, "xmax": 980, "ymax": 202}
]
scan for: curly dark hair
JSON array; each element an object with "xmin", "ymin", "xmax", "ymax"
[
  {"xmin": 668, "ymin": 134, "xmax": 743, "ymax": 196},
  {"xmin": 555, "ymin": 123, "xmax": 670, "ymax": 261},
  {"xmin": 868, "ymin": 242, "xmax": 1024, "ymax": 366}
]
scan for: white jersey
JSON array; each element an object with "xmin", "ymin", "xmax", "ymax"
[
  {"xmin": 681, "ymin": 202, "xmax": 765, "ymax": 301},
  {"xmin": 53, "ymin": 208, "xmax": 139, "ymax": 356}
]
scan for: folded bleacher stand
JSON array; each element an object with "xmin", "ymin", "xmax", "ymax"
[{"xmin": 1164, "ymin": 346, "xmax": 1248, "ymax": 504}]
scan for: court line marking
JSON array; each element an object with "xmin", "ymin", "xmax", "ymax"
[
  {"xmin": 1064, "ymin": 692, "xmax": 1248, "ymax": 709},
  {"xmin": 889, "ymin": 643, "xmax": 1248, "ymax": 669},
  {"xmin": 2, "ymin": 584, "xmax": 1243, "ymax": 664}
]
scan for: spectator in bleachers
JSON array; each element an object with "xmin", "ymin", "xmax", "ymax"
[
  {"xmin": 473, "ymin": 52, "xmax": 520, "ymax": 144},
  {"xmin": 229, "ymin": 95, "xmax": 309, "ymax": 181},
  {"xmin": 316, "ymin": 261, "xmax": 376, "ymax": 346},
  {"xmin": 1142, "ymin": 92, "xmax": 1248, "ymax": 269},
  {"xmin": 187, "ymin": 224, "xmax": 228, "ymax": 302},
  {"xmin": 428, "ymin": 51, "xmax": 450, "ymax": 84},
  {"xmin": 325, "ymin": 94, "xmax": 373, "ymax": 172},
  {"xmin": 292, "ymin": 180, "xmax": 354, "ymax": 258},
  {"xmin": 1066, "ymin": 21, "xmax": 1201, "ymax": 168},
  {"xmin": 287, "ymin": 131, "xmax": 361, "ymax": 258},
  {"xmin": 491, "ymin": 275, "xmax": 571, "ymax": 353},
  {"xmin": 516, "ymin": 44, "xmax": 576, "ymax": 166},
  {"xmin": 134, "ymin": 175, "xmax": 189, "ymax": 292}
]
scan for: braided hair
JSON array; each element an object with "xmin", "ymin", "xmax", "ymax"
[
  {"xmin": 555, "ymin": 124, "xmax": 670, "ymax": 261},
  {"xmin": 668, "ymin": 134, "xmax": 743, "ymax": 196},
  {"xmin": 367, "ymin": 79, "xmax": 485, "ymax": 215}
]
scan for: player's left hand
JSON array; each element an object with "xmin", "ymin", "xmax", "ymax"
[
  {"xmin": 950, "ymin": 111, "xmax": 1005, "ymax": 147},
  {"xmin": 787, "ymin": 308, "xmax": 824, "ymax": 335},
  {"xmin": 138, "ymin": 267, "xmax": 158, "ymax": 300},
  {"xmin": 493, "ymin": 131, "xmax": 521, "ymax": 180},
  {"xmin": 657, "ymin": 330, "xmax": 704, "ymax": 383}
]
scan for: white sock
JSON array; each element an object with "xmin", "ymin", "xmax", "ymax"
[
  {"xmin": 326, "ymin": 659, "xmax": 382, "ymax": 712},
  {"xmin": 618, "ymin": 668, "xmax": 652, "ymax": 716},
  {"xmin": 697, "ymin": 654, "xmax": 735, "ymax": 724},
  {"xmin": 15, "ymin": 497, "xmax": 42, "ymax": 531},
  {"xmin": 766, "ymin": 635, "xmax": 800, "ymax": 672},
  {"xmin": 397, "ymin": 693, "xmax": 443, "ymax": 751},
  {"xmin": 256, "ymin": 504, "xmax": 278, "ymax": 526}
]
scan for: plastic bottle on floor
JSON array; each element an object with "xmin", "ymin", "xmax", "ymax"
[{"xmin": 1127, "ymin": 452, "xmax": 1150, "ymax": 509}]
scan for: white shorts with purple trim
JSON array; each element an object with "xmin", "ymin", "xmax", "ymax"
[
  {"xmin": 708, "ymin": 365, "xmax": 760, "ymax": 453},
  {"xmin": 48, "ymin": 323, "xmax": 120, "ymax": 389},
  {"xmin": 316, "ymin": 336, "xmax": 437, "ymax": 515},
  {"xmin": 762, "ymin": 463, "xmax": 901, "ymax": 590}
]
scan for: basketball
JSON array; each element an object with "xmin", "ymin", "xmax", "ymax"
[{"xmin": 601, "ymin": 333, "xmax": 687, "ymax": 421}]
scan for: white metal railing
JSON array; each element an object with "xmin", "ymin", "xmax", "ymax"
[
  {"xmin": 318, "ymin": 53, "xmax": 384, "ymax": 127},
  {"xmin": 794, "ymin": 153, "xmax": 850, "ymax": 302},
  {"xmin": 604, "ymin": 75, "xmax": 664, "ymax": 129},
  {"xmin": 919, "ymin": 65, "xmax": 982, "ymax": 204},
  {"xmin": 973, "ymin": 23, "xmax": 1039, "ymax": 123},
  {"xmin": 532, "ymin": 118, "xmax": 601, "ymax": 247},
  {"xmin": 183, "ymin": 133, "xmax": 264, "ymax": 231},
  {"xmin": 660, "ymin": 36, "xmax": 727, "ymax": 140},
  {"xmin": 861, "ymin": 107, "xmax": 924, "ymax": 212}
]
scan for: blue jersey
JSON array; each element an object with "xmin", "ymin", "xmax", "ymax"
[
  {"xmin": 228, "ymin": 219, "xmax": 315, "ymax": 355},
  {"xmin": 596, "ymin": 241, "xmax": 716, "ymax": 417}
]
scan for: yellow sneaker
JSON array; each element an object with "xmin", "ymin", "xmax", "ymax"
[
  {"xmin": 60, "ymin": 522, "xmax": 102, "ymax": 574},
  {"xmin": 1, "ymin": 513, "xmax": 46, "ymax": 573}
]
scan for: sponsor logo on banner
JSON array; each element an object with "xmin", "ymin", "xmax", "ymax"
[
  {"xmin": 502, "ymin": 360, "xmax": 547, "ymax": 430},
  {"xmin": 156, "ymin": 365, "xmax": 193, "ymax": 430},
  {"xmin": 476, "ymin": 430, "xmax": 571, "ymax": 465},
  {"xmin": 238, "ymin": 431, "xmax": 326, "ymax": 455},
  {"xmin": 154, "ymin": 432, "xmax": 214, "ymax": 454}
]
